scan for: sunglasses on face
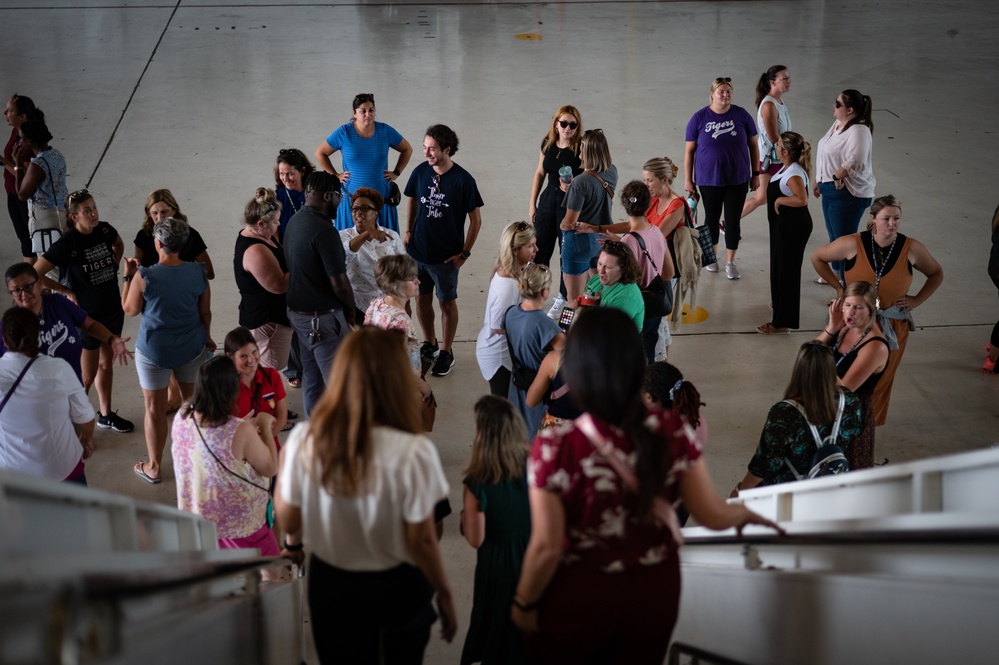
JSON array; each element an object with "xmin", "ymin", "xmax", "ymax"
[
  {"xmin": 834, "ymin": 100, "xmax": 845, "ymax": 108},
  {"xmin": 558, "ymin": 120, "xmax": 578, "ymax": 130}
]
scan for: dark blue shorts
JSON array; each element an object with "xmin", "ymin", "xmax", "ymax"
[{"xmin": 417, "ymin": 260, "xmax": 459, "ymax": 302}]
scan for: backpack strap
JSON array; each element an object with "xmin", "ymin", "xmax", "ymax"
[
  {"xmin": 583, "ymin": 169, "xmax": 615, "ymax": 198},
  {"xmin": 781, "ymin": 393, "xmax": 847, "ymax": 478}
]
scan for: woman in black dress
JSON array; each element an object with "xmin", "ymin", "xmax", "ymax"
[
  {"xmin": 529, "ymin": 105, "xmax": 583, "ymax": 315},
  {"xmin": 758, "ymin": 131, "xmax": 813, "ymax": 334}
]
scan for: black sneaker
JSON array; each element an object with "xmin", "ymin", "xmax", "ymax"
[
  {"xmin": 431, "ymin": 349, "xmax": 455, "ymax": 377},
  {"xmin": 97, "ymin": 410, "xmax": 135, "ymax": 433},
  {"xmin": 420, "ymin": 341, "xmax": 440, "ymax": 362}
]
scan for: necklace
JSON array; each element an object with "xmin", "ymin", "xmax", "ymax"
[
  {"xmin": 869, "ymin": 232, "xmax": 898, "ymax": 309},
  {"xmin": 833, "ymin": 322, "xmax": 873, "ymax": 367},
  {"xmin": 284, "ymin": 189, "xmax": 300, "ymax": 216}
]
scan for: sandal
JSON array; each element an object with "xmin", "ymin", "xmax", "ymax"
[
  {"xmin": 134, "ymin": 461, "xmax": 162, "ymax": 484},
  {"xmin": 288, "ymin": 378, "xmax": 302, "ymax": 389},
  {"xmin": 985, "ymin": 356, "xmax": 997, "ymax": 373},
  {"xmin": 757, "ymin": 323, "xmax": 790, "ymax": 335},
  {"xmin": 281, "ymin": 421, "xmax": 295, "ymax": 432},
  {"xmin": 165, "ymin": 399, "xmax": 182, "ymax": 415},
  {"xmin": 287, "ymin": 410, "xmax": 299, "ymax": 420}
]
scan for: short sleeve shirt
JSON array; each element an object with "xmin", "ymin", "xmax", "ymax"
[
  {"xmin": 365, "ymin": 297, "xmax": 420, "ymax": 373},
  {"xmin": 685, "ymin": 105, "xmax": 757, "ymax": 187},
  {"xmin": 584, "ymin": 275, "xmax": 645, "ymax": 330},
  {"xmin": 43, "ymin": 222, "xmax": 123, "ymax": 320},
  {"xmin": 565, "ymin": 166, "xmax": 618, "ymax": 227},
  {"xmin": 528, "ymin": 410, "xmax": 701, "ymax": 572},
  {"xmin": 404, "ymin": 162, "xmax": 484, "ymax": 264},
  {"xmin": 283, "ymin": 205, "xmax": 349, "ymax": 311},
  {"xmin": 0, "ymin": 294, "xmax": 88, "ymax": 381},
  {"xmin": 133, "ymin": 226, "xmax": 209, "ymax": 268}
]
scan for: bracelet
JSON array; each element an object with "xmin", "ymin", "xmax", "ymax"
[
  {"xmin": 832, "ymin": 174, "xmax": 841, "ymax": 182},
  {"xmin": 392, "ymin": 167, "xmax": 400, "ymax": 176},
  {"xmin": 122, "ymin": 275, "xmax": 132, "ymax": 283},
  {"xmin": 511, "ymin": 594, "xmax": 539, "ymax": 612},
  {"xmin": 752, "ymin": 170, "xmax": 760, "ymax": 176},
  {"xmin": 283, "ymin": 539, "xmax": 304, "ymax": 552},
  {"xmin": 824, "ymin": 328, "xmax": 838, "ymax": 336}
]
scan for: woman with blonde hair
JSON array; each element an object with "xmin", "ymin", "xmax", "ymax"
[
  {"xmin": 814, "ymin": 281, "xmax": 889, "ymax": 468},
  {"xmin": 560, "ymin": 129, "xmax": 617, "ymax": 307},
  {"xmin": 234, "ymin": 187, "xmax": 292, "ymax": 371},
  {"xmin": 276, "ymin": 327, "xmax": 457, "ymax": 662},
  {"xmin": 504, "ymin": 263, "xmax": 564, "ymax": 435},
  {"xmin": 529, "ymin": 104, "xmax": 583, "ymax": 314},
  {"xmin": 476, "ymin": 221, "xmax": 537, "ymax": 396},
  {"xmin": 135, "ymin": 189, "xmax": 214, "ymax": 277},
  {"xmin": 758, "ymin": 131, "xmax": 813, "ymax": 334}
]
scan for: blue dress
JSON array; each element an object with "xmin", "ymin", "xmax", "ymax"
[{"xmin": 325, "ymin": 121, "xmax": 404, "ymax": 232}]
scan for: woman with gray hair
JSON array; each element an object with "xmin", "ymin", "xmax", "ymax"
[{"xmin": 122, "ymin": 216, "xmax": 215, "ymax": 484}]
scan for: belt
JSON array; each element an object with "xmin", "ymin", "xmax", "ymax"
[{"xmin": 289, "ymin": 308, "xmax": 335, "ymax": 316}]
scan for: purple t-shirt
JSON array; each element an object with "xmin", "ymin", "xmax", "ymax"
[
  {"xmin": 0, "ymin": 294, "xmax": 87, "ymax": 381},
  {"xmin": 685, "ymin": 105, "xmax": 757, "ymax": 187}
]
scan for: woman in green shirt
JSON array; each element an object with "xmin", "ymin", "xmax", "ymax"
[{"xmin": 582, "ymin": 241, "xmax": 644, "ymax": 330}]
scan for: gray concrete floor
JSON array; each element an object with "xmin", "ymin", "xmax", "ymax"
[{"xmin": 2, "ymin": 0, "xmax": 998, "ymax": 661}]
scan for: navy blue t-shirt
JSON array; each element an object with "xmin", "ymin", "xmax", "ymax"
[{"xmin": 404, "ymin": 161, "xmax": 483, "ymax": 264}]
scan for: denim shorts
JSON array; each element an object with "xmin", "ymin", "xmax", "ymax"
[
  {"xmin": 417, "ymin": 260, "xmax": 459, "ymax": 302},
  {"xmin": 561, "ymin": 230, "xmax": 597, "ymax": 276},
  {"xmin": 135, "ymin": 346, "xmax": 210, "ymax": 391}
]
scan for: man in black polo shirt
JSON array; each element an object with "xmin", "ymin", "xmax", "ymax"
[{"xmin": 283, "ymin": 172, "xmax": 357, "ymax": 415}]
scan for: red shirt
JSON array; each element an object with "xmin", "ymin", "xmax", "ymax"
[
  {"xmin": 234, "ymin": 367, "xmax": 286, "ymax": 447},
  {"xmin": 528, "ymin": 410, "xmax": 701, "ymax": 573},
  {"xmin": 645, "ymin": 196, "xmax": 686, "ymax": 239}
]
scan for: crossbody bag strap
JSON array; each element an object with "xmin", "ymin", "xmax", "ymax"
[
  {"xmin": 627, "ymin": 231, "xmax": 659, "ymax": 272},
  {"xmin": 502, "ymin": 305, "xmax": 524, "ymax": 373},
  {"xmin": 575, "ymin": 413, "xmax": 640, "ymax": 492},
  {"xmin": 193, "ymin": 418, "xmax": 269, "ymax": 492},
  {"xmin": 0, "ymin": 356, "xmax": 39, "ymax": 415},
  {"xmin": 583, "ymin": 170, "xmax": 615, "ymax": 199}
]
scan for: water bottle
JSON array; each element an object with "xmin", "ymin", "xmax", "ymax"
[
  {"xmin": 558, "ymin": 166, "xmax": 573, "ymax": 184},
  {"xmin": 686, "ymin": 195, "xmax": 698, "ymax": 217}
]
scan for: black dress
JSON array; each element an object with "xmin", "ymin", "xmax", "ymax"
[
  {"xmin": 834, "ymin": 335, "xmax": 888, "ymax": 469},
  {"xmin": 766, "ymin": 165, "xmax": 812, "ymax": 329},
  {"xmin": 534, "ymin": 141, "xmax": 582, "ymax": 293}
]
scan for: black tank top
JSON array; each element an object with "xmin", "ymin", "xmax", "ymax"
[{"xmin": 233, "ymin": 233, "xmax": 289, "ymax": 328}]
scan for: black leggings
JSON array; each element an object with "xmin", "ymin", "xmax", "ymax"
[
  {"xmin": 308, "ymin": 556, "xmax": 435, "ymax": 665},
  {"xmin": 7, "ymin": 192, "xmax": 31, "ymax": 258},
  {"xmin": 699, "ymin": 183, "xmax": 749, "ymax": 252},
  {"xmin": 488, "ymin": 365, "xmax": 511, "ymax": 397}
]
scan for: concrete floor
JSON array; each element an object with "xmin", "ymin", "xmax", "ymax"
[{"xmin": 2, "ymin": 0, "xmax": 998, "ymax": 661}]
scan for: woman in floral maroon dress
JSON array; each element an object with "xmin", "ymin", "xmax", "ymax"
[{"xmin": 511, "ymin": 307, "xmax": 780, "ymax": 664}]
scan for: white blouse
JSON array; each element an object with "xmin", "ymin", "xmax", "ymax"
[{"xmin": 816, "ymin": 121, "xmax": 876, "ymax": 198}]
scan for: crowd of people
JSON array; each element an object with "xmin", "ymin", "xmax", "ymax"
[{"xmin": 0, "ymin": 72, "xmax": 960, "ymax": 663}]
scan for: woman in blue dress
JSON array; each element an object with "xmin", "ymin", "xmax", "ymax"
[{"xmin": 314, "ymin": 93, "xmax": 413, "ymax": 232}]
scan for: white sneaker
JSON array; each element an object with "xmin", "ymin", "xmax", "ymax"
[
  {"xmin": 725, "ymin": 261, "xmax": 741, "ymax": 280},
  {"xmin": 547, "ymin": 294, "xmax": 567, "ymax": 320},
  {"xmin": 704, "ymin": 262, "xmax": 719, "ymax": 273}
]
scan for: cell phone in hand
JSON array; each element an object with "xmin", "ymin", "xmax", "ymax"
[{"xmin": 558, "ymin": 306, "xmax": 575, "ymax": 331}]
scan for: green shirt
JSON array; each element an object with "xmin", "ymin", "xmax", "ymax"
[{"xmin": 584, "ymin": 275, "xmax": 645, "ymax": 331}]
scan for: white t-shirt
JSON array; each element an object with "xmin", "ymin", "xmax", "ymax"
[
  {"xmin": 816, "ymin": 121, "xmax": 876, "ymax": 198},
  {"xmin": 475, "ymin": 272, "xmax": 521, "ymax": 381},
  {"xmin": 278, "ymin": 424, "xmax": 449, "ymax": 571},
  {"xmin": 0, "ymin": 352, "xmax": 94, "ymax": 480},
  {"xmin": 773, "ymin": 162, "xmax": 810, "ymax": 196}
]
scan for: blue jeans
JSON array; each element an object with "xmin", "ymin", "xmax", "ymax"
[
  {"xmin": 819, "ymin": 182, "xmax": 872, "ymax": 279},
  {"xmin": 287, "ymin": 308, "xmax": 349, "ymax": 416}
]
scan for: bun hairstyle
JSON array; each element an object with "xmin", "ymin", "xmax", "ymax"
[
  {"xmin": 19, "ymin": 118, "xmax": 52, "ymax": 146},
  {"xmin": 517, "ymin": 262, "xmax": 552, "ymax": 300},
  {"xmin": 840, "ymin": 89, "xmax": 874, "ymax": 133},
  {"xmin": 643, "ymin": 156, "xmax": 678, "ymax": 186},
  {"xmin": 620, "ymin": 180, "xmax": 651, "ymax": 218},
  {"xmin": 866, "ymin": 194, "xmax": 902, "ymax": 232},
  {"xmin": 755, "ymin": 65, "xmax": 787, "ymax": 107},
  {"xmin": 643, "ymin": 361, "xmax": 704, "ymax": 428},
  {"xmin": 778, "ymin": 131, "xmax": 813, "ymax": 180},
  {"xmin": 243, "ymin": 187, "xmax": 281, "ymax": 226}
]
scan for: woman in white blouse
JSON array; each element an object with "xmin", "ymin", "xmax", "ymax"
[
  {"xmin": 813, "ymin": 89, "xmax": 876, "ymax": 283},
  {"xmin": 339, "ymin": 187, "xmax": 405, "ymax": 320},
  {"xmin": 474, "ymin": 221, "xmax": 537, "ymax": 397},
  {"xmin": 275, "ymin": 327, "xmax": 457, "ymax": 663}
]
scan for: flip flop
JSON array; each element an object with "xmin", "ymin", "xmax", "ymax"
[
  {"xmin": 287, "ymin": 410, "xmax": 299, "ymax": 420},
  {"xmin": 288, "ymin": 378, "xmax": 302, "ymax": 389},
  {"xmin": 134, "ymin": 461, "xmax": 162, "ymax": 484},
  {"xmin": 757, "ymin": 323, "xmax": 790, "ymax": 335},
  {"xmin": 281, "ymin": 421, "xmax": 295, "ymax": 432}
]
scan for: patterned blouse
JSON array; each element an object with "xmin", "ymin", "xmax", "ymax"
[
  {"xmin": 365, "ymin": 297, "xmax": 420, "ymax": 373},
  {"xmin": 172, "ymin": 414, "xmax": 270, "ymax": 539},
  {"xmin": 528, "ymin": 410, "xmax": 701, "ymax": 573},
  {"xmin": 747, "ymin": 392, "xmax": 863, "ymax": 485}
]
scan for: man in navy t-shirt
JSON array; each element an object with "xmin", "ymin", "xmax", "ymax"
[{"xmin": 404, "ymin": 124, "xmax": 483, "ymax": 378}]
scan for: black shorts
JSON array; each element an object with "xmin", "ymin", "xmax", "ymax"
[{"xmin": 81, "ymin": 310, "xmax": 124, "ymax": 351}]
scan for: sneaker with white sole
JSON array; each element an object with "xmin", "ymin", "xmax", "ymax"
[
  {"xmin": 547, "ymin": 294, "xmax": 567, "ymax": 320},
  {"xmin": 97, "ymin": 410, "xmax": 135, "ymax": 433},
  {"xmin": 704, "ymin": 262, "xmax": 719, "ymax": 272},
  {"xmin": 431, "ymin": 349, "xmax": 455, "ymax": 377},
  {"xmin": 725, "ymin": 261, "xmax": 741, "ymax": 280},
  {"xmin": 420, "ymin": 341, "xmax": 440, "ymax": 362}
]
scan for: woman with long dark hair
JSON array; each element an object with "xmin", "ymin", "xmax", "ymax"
[
  {"xmin": 2, "ymin": 94, "xmax": 43, "ymax": 262},
  {"xmin": 275, "ymin": 327, "xmax": 457, "ymax": 663},
  {"xmin": 512, "ymin": 307, "xmax": 779, "ymax": 663}
]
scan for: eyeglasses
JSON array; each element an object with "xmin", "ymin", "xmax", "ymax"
[
  {"xmin": 9, "ymin": 280, "xmax": 37, "ymax": 296},
  {"xmin": 68, "ymin": 188, "xmax": 91, "ymax": 202},
  {"xmin": 558, "ymin": 120, "xmax": 578, "ymax": 130},
  {"xmin": 834, "ymin": 100, "xmax": 845, "ymax": 108},
  {"xmin": 351, "ymin": 206, "xmax": 377, "ymax": 215}
]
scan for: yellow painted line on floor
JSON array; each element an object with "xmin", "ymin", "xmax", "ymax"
[{"xmin": 515, "ymin": 33, "xmax": 543, "ymax": 40}]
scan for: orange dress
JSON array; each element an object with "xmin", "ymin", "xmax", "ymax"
[{"xmin": 845, "ymin": 231, "xmax": 913, "ymax": 426}]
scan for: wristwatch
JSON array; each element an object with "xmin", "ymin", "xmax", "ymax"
[{"xmin": 459, "ymin": 250, "xmax": 471, "ymax": 260}]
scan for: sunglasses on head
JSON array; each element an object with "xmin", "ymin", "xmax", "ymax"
[
  {"xmin": 715, "ymin": 77, "xmax": 732, "ymax": 84},
  {"xmin": 68, "ymin": 188, "xmax": 91, "ymax": 202},
  {"xmin": 558, "ymin": 120, "xmax": 578, "ymax": 130}
]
